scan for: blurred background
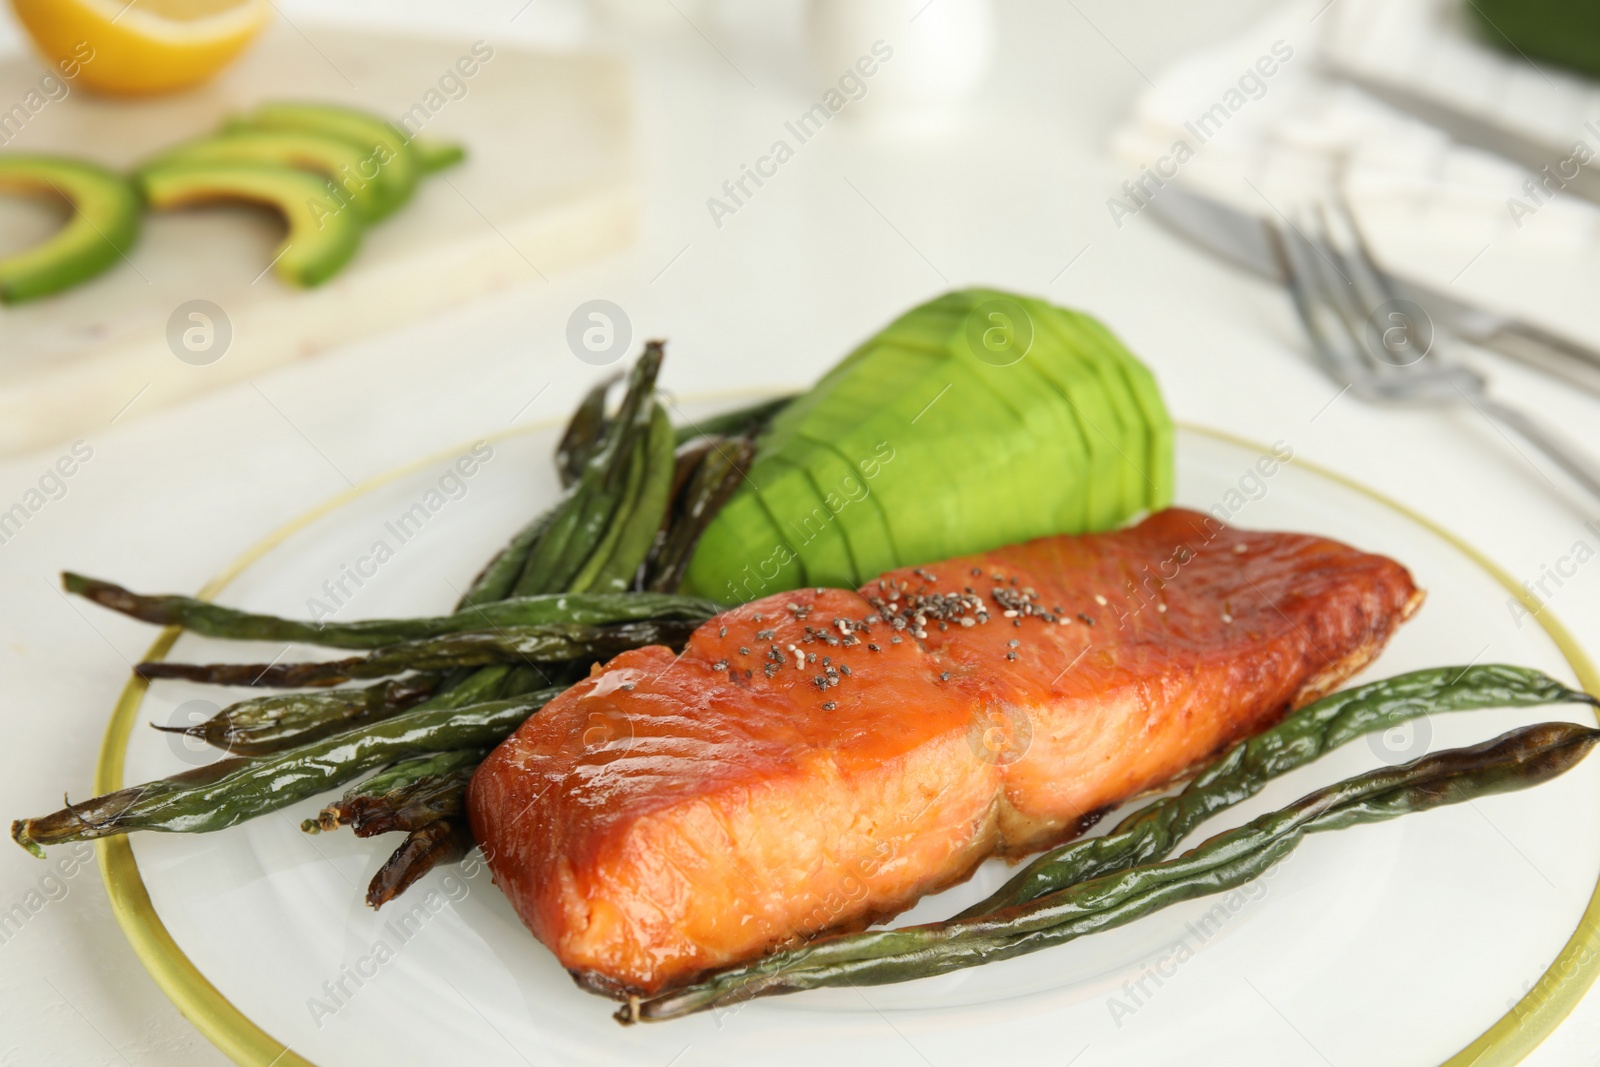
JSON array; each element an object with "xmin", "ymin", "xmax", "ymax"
[{"xmin": 3, "ymin": 0, "xmax": 1600, "ymax": 1062}]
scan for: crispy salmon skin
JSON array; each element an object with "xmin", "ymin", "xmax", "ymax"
[{"xmin": 468, "ymin": 508, "xmax": 1422, "ymax": 995}]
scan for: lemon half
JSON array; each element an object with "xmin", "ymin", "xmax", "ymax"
[{"xmin": 9, "ymin": 0, "xmax": 271, "ymax": 97}]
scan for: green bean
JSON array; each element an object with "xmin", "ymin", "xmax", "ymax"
[
  {"xmin": 632, "ymin": 720, "xmax": 1600, "ymax": 1021},
  {"xmin": 569, "ymin": 424, "xmax": 649, "ymax": 592},
  {"xmin": 672, "ymin": 394, "xmax": 794, "ymax": 445},
  {"xmin": 134, "ymin": 619, "xmax": 699, "ymax": 687},
  {"xmin": 10, "ymin": 690, "xmax": 560, "ymax": 855},
  {"xmin": 413, "ymin": 663, "xmax": 513, "ymax": 709},
  {"xmin": 461, "ymin": 359, "xmax": 652, "ymax": 608},
  {"xmin": 158, "ymin": 677, "xmax": 439, "ymax": 756},
  {"xmin": 347, "ymin": 767, "xmax": 473, "ymax": 838},
  {"xmin": 646, "ymin": 435, "xmax": 755, "ymax": 592},
  {"xmin": 456, "ymin": 508, "xmax": 557, "ymax": 610},
  {"xmin": 332, "ymin": 757, "xmax": 478, "ymax": 837},
  {"xmin": 10, "ymin": 754, "xmax": 259, "ymax": 859},
  {"xmin": 580, "ymin": 404, "xmax": 677, "ymax": 592},
  {"xmin": 357, "ymin": 351, "xmax": 670, "ymax": 893},
  {"xmin": 306, "ymin": 748, "xmax": 483, "ymax": 833},
  {"xmin": 960, "ymin": 664, "xmax": 1596, "ymax": 916},
  {"xmin": 65, "ymin": 571, "xmax": 719, "ymax": 650},
  {"xmin": 556, "ymin": 374, "xmax": 619, "ymax": 487},
  {"xmin": 366, "ymin": 818, "xmax": 473, "ymax": 908},
  {"xmin": 516, "ymin": 343, "xmax": 662, "ymax": 595}
]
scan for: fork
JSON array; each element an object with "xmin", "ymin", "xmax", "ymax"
[{"xmin": 1265, "ymin": 197, "xmax": 1600, "ymax": 505}]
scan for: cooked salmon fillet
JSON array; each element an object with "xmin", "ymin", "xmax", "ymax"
[{"xmin": 468, "ymin": 508, "xmax": 1422, "ymax": 996}]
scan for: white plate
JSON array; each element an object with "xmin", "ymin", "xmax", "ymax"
[{"xmin": 101, "ymin": 420, "xmax": 1600, "ymax": 1067}]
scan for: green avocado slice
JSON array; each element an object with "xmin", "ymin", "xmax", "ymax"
[
  {"xmin": 940, "ymin": 291, "xmax": 1095, "ymax": 536},
  {"xmin": 750, "ymin": 454, "xmax": 857, "ymax": 588},
  {"xmin": 832, "ymin": 367, "xmax": 1034, "ymax": 569},
  {"xmin": 798, "ymin": 432, "xmax": 902, "ymax": 581},
  {"xmin": 782, "ymin": 435, "xmax": 897, "ymax": 585},
  {"xmin": 138, "ymin": 162, "xmax": 363, "ymax": 288},
  {"xmin": 1076, "ymin": 311, "xmax": 1174, "ymax": 511},
  {"xmin": 0, "ymin": 155, "xmax": 139, "ymax": 304},
  {"xmin": 682, "ymin": 490, "xmax": 799, "ymax": 601},
  {"xmin": 413, "ymin": 138, "xmax": 467, "ymax": 173},
  {"xmin": 1019, "ymin": 304, "xmax": 1131, "ymax": 530},
  {"xmin": 145, "ymin": 130, "xmax": 384, "ymax": 224},
  {"xmin": 1037, "ymin": 303, "xmax": 1146, "ymax": 526},
  {"xmin": 229, "ymin": 102, "xmax": 420, "ymax": 221},
  {"xmin": 763, "ymin": 338, "xmax": 938, "ymax": 461},
  {"xmin": 685, "ymin": 289, "xmax": 1174, "ymax": 600}
]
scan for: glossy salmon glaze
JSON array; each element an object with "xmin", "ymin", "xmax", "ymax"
[{"xmin": 468, "ymin": 508, "xmax": 1422, "ymax": 995}]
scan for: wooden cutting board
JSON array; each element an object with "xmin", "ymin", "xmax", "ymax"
[{"xmin": 0, "ymin": 23, "xmax": 634, "ymax": 457}]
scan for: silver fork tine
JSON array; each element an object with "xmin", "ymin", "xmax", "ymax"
[
  {"xmin": 1328, "ymin": 197, "xmax": 1397, "ymax": 307},
  {"xmin": 1323, "ymin": 199, "xmax": 1474, "ymax": 397},
  {"xmin": 1298, "ymin": 207, "xmax": 1377, "ymax": 363},
  {"xmin": 1270, "ymin": 187, "xmax": 1600, "ymax": 505},
  {"xmin": 1265, "ymin": 216, "xmax": 1372, "ymax": 391},
  {"xmin": 1319, "ymin": 201, "xmax": 1432, "ymax": 381}
]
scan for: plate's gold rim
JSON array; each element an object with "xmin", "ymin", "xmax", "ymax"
[{"xmin": 93, "ymin": 420, "xmax": 1600, "ymax": 1067}]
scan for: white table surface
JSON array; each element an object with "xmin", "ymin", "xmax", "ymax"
[{"xmin": 4, "ymin": 1, "xmax": 1600, "ymax": 1063}]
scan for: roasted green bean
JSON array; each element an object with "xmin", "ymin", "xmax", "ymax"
[
  {"xmin": 345, "ymin": 765, "xmax": 476, "ymax": 838},
  {"xmin": 11, "ymin": 690, "xmax": 560, "ymax": 855},
  {"xmin": 961, "ymin": 664, "xmax": 1596, "ymax": 916},
  {"xmin": 366, "ymin": 818, "xmax": 473, "ymax": 908},
  {"xmin": 646, "ymin": 435, "xmax": 755, "ymax": 592},
  {"xmin": 158, "ymin": 676, "xmax": 439, "ymax": 756},
  {"xmin": 672, "ymin": 394, "xmax": 794, "ymax": 445},
  {"xmin": 67, "ymin": 572, "xmax": 718, "ymax": 650},
  {"xmin": 134, "ymin": 619, "xmax": 699, "ymax": 687},
  {"xmin": 556, "ymin": 373, "xmax": 619, "ymax": 487},
  {"xmin": 631, "ymin": 719, "xmax": 1600, "ymax": 1021},
  {"xmin": 306, "ymin": 748, "xmax": 483, "ymax": 833},
  {"xmin": 456, "ymin": 507, "xmax": 558, "ymax": 610},
  {"xmin": 515, "ymin": 344, "xmax": 662, "ymax": 595},
  {"xmin": 579, "ymin": 404, "xmax": 677, "ymax": 592}
]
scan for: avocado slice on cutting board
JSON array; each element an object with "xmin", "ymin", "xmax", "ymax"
[
  {"xmin": 0, "ymin": 155, "xmax": 139, "ymax": 304},
  {"xmin": 229, "ymin": 102, "xmax": 420, "ymax": 221},
  {"xmin": 413, "ymin": 138, "xmax": 467, "ymax": 174},
  {"xmin": 146, "ymin": 129, "xmax": 385, "ymax": 224},
  {"xmin": 137, "ymin": 161, "xmax": 363, "ymax": 288}
]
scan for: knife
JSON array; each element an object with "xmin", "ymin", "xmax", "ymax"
[
  {"xmin": 1330, "ymin": 67, "xmax": 1600, "ymax": 209},
  {"xmin": 1149, "ymin": 184, "xmax": 1600, "ymax": 398}
]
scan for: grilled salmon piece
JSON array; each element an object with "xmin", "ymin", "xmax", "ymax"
[{"xmin": 468, "ymin": 508, "xmax": 1422, "ymax": 995}]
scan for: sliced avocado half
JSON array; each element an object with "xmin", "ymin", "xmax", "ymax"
[
  {"xmin": 684, "ymin": 489, "xmax": 803, "ymax": 600},
  {"xmin": 0, "ymin": 155, "xmax": 139, "ymax": 304},
  {"xmin": 230, "ymin": 102, "xmax": 420, "ymax": 220},
  {"xmin": 138, "ymin": 162, "xmax": 362, "ymax": 288},
  {"xmin": 748, "ymin": 454, "xmax": 851, "ymax": 588},
  {"xmin": 1076, "ymin": 311, "xmax": 1174, "ymax": 511},
  {"xmin": 796, "ymin": 432, "xmax": 901, "ymax": 582},
  {"xmin": 937, "ymin": 289, "xmax": 1095, "ymax": 536},
  {"xmin": 1033, "ymin": 302, "xmax": 1146, "ymax": 527},
  {"xmin": 146, "ymin": 129, "xmax": 384, "ymax": 223}
]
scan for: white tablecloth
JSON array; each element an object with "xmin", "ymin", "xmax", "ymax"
[{"xmin": 3, "ymin": 1, "xmax": 1599, "ymax": 1063}]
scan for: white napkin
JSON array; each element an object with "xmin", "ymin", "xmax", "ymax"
[{"xmin": 1112, "ymin": 0, "xmax": 1600, "ymax": 351}]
